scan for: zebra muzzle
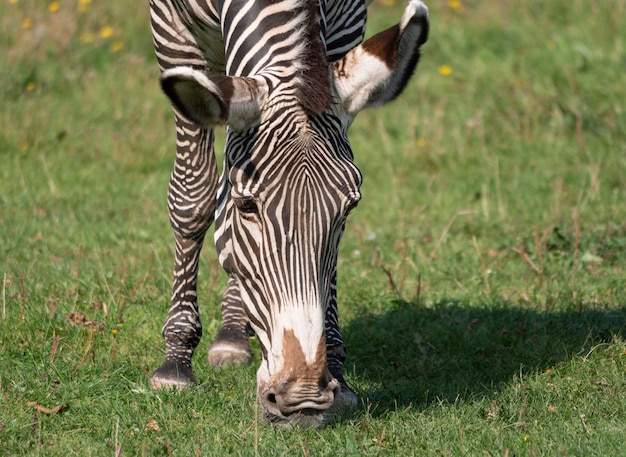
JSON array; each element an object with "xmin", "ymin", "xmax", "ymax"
[{"xmin": 260, "ymin": 376, "xmax": 340, "ymax": 427}]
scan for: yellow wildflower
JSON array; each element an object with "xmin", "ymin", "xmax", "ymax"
[
  {"xmin": 523, "ymin": 435, "xmax": 530, "ymax": 442},
  {"xmin": 112, "ymin": 328, "xmax": 118, "ymax": 335},
  {"xmin": 417, "ymin": 139, "xmax": 427, "ymax": 148},
  {"xmin": 10, "ymin": 0, "xmax": 19, "ymax": 4},
  {"xmin": 448, "ymin": 0, "xmax": 463, "ymax": 13},
  {"xmin": 111, "ymin": 41, "xmax": 124, "ymax": 53},
  {"xmin": 78, "ymin": 0, "xmax": 90, "ymax": 13},
  {"xmin": 48, "ymin": 2, "xmax": 60, "ymax": 12},
  {"xmin": 79, "ymin": 33, "xmax": 95, "ymax": 43},
  {"xmin": 439, "ymin": 65, "xmax": 452, "ymax": 76},
  {"xmin": 99, "ymin": 26, "xmax": 114, "ymax": 39},
  {"xmin": 26, "ymin": 82, "xmax": 35, "ymax": 91},
  {"xmin": 21, "ymin": 18, "xmax": 33, "ymax": 29}
]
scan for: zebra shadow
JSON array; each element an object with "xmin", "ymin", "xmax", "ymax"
[{"xmin": 342, "ymin": 299, "xmax": 626, "ymax": 416}]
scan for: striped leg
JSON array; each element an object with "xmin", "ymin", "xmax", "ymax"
[
  {"xmin": 149, "ymin": 0, "xmax": 222, "ymax": 389},
  {"xmin": 208, "ymin": 276, "xmax": 253, "ymax": 369},
  {"xmin": 325, "ymin": 268, "xmax": 358, "ymax": 409},
  {"xmin": 152, "ymin": 114, "xmax": 218, "ymax": 389}
]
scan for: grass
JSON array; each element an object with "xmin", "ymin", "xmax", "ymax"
[{"xmin": 1, "ymin": 0, "xmax": 625, "ymax": 455}]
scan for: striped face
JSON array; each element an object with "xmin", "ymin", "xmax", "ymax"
[{"xmin": 214, "ymin": 108, "xmax": 362, "ymax": 421}]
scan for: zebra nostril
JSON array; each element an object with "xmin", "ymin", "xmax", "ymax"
[{"xmin": 265, "ymin": 391, "xmax": 277, "ymax": 405}]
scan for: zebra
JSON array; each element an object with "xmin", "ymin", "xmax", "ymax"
[{"xmin": 149, "ymin": 0, "xmax": 429, "ymax": 427}]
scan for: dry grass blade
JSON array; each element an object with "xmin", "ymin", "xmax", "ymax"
[
  {"xmin": 429, "ymin": 210, "xmax": 478, "ymax": 260},
  {"xmin": 26, "ymin": 402, "xmax": 68, "ymax": 415}
]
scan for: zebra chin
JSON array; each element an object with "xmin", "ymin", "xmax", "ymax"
[{"xmin": 262, "ymin": 408, "xmax": 326, "ymax": 429}]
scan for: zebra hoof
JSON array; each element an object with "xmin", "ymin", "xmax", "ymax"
[
  {"xmin": 322, "ymin": 383, "xmax": 358, "ymax": 425},
  {"xmin": 337, "ymin": 383, "xmax": 358, "ymax": 410},
  {"xmin": 208, "ymin": 339, "xmax": 253, "ymax": 369},
  {"xmin": 151, "ymin": 359, "xmax": 196, "ymax": 389}
]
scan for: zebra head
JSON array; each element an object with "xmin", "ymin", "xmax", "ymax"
[{"xmin": 159, "ymin": 0, "xmax": 429, "ymax": 426}]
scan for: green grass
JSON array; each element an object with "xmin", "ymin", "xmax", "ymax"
[{"xmin": 1, "ymin": 0, "xmax": 625, "ymax": 455}]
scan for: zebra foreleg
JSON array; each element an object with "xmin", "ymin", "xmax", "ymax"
[
  {"xmin": 152, "ymin": 113, "xmax": 219, "ymax": 389},
  {"xmin": 208, "ymin": 276, "xmax": 253, "ymax": 369},
  {"xmin": 152, "ymin": 237, "xmax": 205, "ymax": 388}
]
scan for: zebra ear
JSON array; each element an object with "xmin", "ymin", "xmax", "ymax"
[
  {"xmin": 333, "ymin": 0, "xmax": 429, "ymax": 116},
  {"xmin": 160, "ymin": 67, "xmax": 266, "ymax": 131}
]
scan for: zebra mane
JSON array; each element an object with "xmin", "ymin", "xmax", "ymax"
[{"xmin": 297, "ymin": 0, "xmax": 332, "ymax": 116}]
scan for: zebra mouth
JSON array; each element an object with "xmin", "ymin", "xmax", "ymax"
[
  {"xmin": 262, "ymin": 408, "xmax": 326, "ymax": 429},
  {"xmin": 259, "ymin": 381, "xmax": 357, "ymax": 429},
  {"xmin": 260, "ymin": 396, "xmax": 334, "ymax": 429}
]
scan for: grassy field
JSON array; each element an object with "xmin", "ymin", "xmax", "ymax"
[{"xmin": 1, "ymin": 0, "xmax": 625, "ymax": 455}]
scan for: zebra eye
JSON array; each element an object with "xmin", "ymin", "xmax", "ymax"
[{"xmin": 235, "ymin": 197, "xmax": 258, "ymax": 214}]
